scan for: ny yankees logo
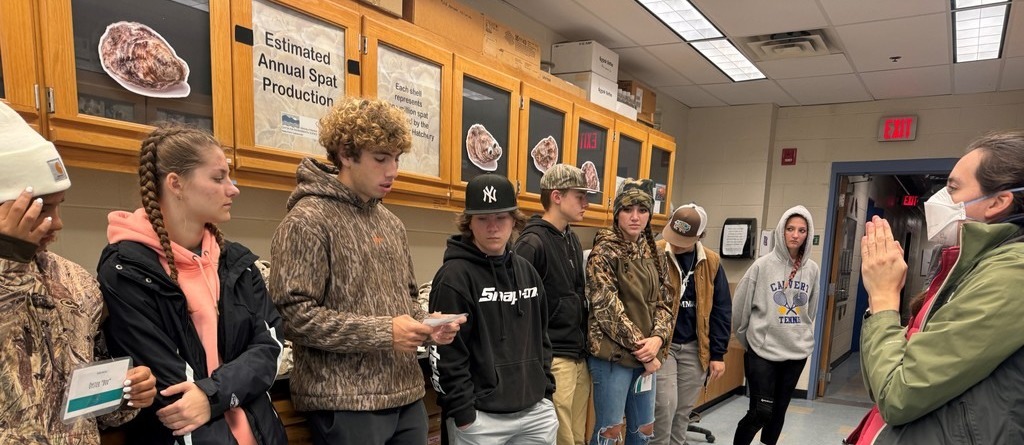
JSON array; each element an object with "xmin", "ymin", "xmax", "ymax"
[{"xmin": 483, "ymin": 185, "xmax": 497, "ymax": 203}]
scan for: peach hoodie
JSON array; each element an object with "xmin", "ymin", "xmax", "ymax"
[{"xmin": 107, "ymin": 208, "xmax": 256, "ymax": 445}]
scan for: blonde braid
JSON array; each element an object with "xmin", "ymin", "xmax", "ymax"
[{"xmin": 139, "ymin": 132, "xmax": 179, "ymax": 283}]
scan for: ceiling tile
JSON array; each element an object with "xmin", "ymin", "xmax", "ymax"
[
  {"xmin": 860, "ymin": 65, "xmax": 952, "ymax": 99},
  {"xmin": 701, "ymin": 80, "xmax": 799, "ymax": 106},
  {"xmin": 1003, "ymin": 4, "xmax": 1024, "ymax": 58},
  {"xmin": 954, "ymin": 59, "xmax": 1001, "ymax": 94},
  {"xmin": 615, "ymin": 47, "xmax": 694, "ymax": 87},
  {"xmin": 644, "ymin": 43, "xmax": 730, "ymax": 85},
  {"xmin": 584, "ymin": 0, "xmax": 682, "ymax": 46},
  {"xmin": 1000, "ymin": 57, "xmax": 1024, "ymax": 91},
  {"xmin": 836, "ymin": 13, "xmax": 951, "ymax": 72},
  {"xmin": 659, "ymin": 85, "xmax": 728, "ymax": 107},
  {"xmin": 776, "ymin": 74, "xmax": 873, "ymax": 104},
  {"xmin": 691, "ymin": 0, "xmax": 829, "ymax": 36},
  {"xmin": 758, "ymin": 54, "xmax": 855, "ymax": 79},
  {"xmin": 818, "ymin": 0, "xmax": 947, "ymax": 26}
]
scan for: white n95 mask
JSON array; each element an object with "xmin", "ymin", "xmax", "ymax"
[{"xmin": 924, "ymin": 186, "xmax": 1024, "ymax": 246}]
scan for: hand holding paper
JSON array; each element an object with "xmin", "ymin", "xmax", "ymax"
[{"xmin": 427, "ymin": 312, "xmax": 467, "ymax": 345}]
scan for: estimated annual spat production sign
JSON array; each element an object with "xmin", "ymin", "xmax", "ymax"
[{"xmin": 252, "ymin": 0, "xmax": 345, "ymax": 155}]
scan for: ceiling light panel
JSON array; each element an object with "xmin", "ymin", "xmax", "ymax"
[
  {"xmin": 637, "ymin": 0, "xmax": 722, "ymax": 41},
  {"xmin": 691, "ymin": 39, "xmax": 766, "ymax": 81},
  {"xmin": 954, "ymin": 4, "xmax": 1009, "ymax": 62},
  {"xmin": 954, "ymin": 0, "xmax": 1009, "ymax": 9}
]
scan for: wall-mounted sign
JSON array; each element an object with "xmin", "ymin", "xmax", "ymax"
[
  {"xmin": 378, "ymin": 45, "xmax": 442, "ymax": 178},
  {"xmin": 902, "ymin": 195, "xmax": 919, "ymax": 207},
  {"xmin": 781, "ymin": 147, "xmax": 797, "ymax": 165},
  {"xmin": 252, "ymin": 0, "xmax": 345, "ymax": 155},
  {"xmin": 878, "ymin": 115, "xmax": 918, "ymax": 142}
]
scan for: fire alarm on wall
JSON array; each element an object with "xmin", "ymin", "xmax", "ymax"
[{"xmin": 781, "ymin": 148, "xmax": 797, "ymax": 165}]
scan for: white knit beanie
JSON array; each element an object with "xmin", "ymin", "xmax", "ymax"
[{"xmin": 0, "ymin": 102, "xmax": 70, "ymax": 201}]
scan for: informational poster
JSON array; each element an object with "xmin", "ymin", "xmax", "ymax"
[
  {"xmin": 525, "ymin": 101, "xmax": 564, "ymax": 194},
  {"xmin": 576, "ymin": 120, "xmax": 607, "ymax": 205},
  {"xmin": 378, "ymin": 45, "xmax": 442, "ymax": 177},
  {"xmin": 252, "ymin": 0, "xmax": 345, "ymax": 155},
  {"xmin": 722, "ymin": 224, "xmax": 749, "ymax": 256},
  {"xmin": 461, "ymin": 77, "xmax": 510, "ymax": 182}
]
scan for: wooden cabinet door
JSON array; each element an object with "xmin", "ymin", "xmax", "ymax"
[{"xmin": 515, "ymin": 81, "xmax": 574, "ymax": 214}]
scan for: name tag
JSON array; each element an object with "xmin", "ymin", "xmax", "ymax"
[{"xmin": 62, "ymin": 357, "xmax": 132, "ymax": 423}]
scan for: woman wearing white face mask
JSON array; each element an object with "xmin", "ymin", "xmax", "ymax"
[{"xmin": 846, "ymin": 130, "xmax": 1024, "ymax": 445}]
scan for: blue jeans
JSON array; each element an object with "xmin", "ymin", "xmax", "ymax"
[{"xmin": 588, "ymin": 358, "xmax": 656, "ymax": 445}]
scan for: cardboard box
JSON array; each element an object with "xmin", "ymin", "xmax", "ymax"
[
  {"xmin": 618, "ymin": 79, "xmax": 657, "ymax": 118},
  {"xmin": 552, "ymin": 40, "xmax": 619, "ymax": 82},
  {"xmin": 358, "ymin": 0, "xmax": 403, "ymax": 17},
  {"xmin": 616, "ymin": 101, "xmax": 638, "ymax": 120},
  {"xmin": 404, "ymin": 0, "xmax": 485, "ymax": 53},
  {"xmin": 483, "ymin": 16, "xmax": 541, "ymax": 67},
  {"xmin": 557, "ymin": 71, "xmax": 618, "ymax": 112}
]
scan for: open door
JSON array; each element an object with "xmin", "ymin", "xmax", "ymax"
[{"xmin": 817, "ymin": 176, "xmax": 851, "ymax": 396}]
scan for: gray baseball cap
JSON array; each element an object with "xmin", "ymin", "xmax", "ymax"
[{"xmin": 540, "ymin": 164, "xmax": 599, "ymax": 193}]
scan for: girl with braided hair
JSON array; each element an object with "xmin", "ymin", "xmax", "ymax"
[
  {"xmin": 96, "ymin": 124, "xmax": 287, "ymax": 444},
  {"xmin": 585, "ymin": 178, "xmax": 673, "ymax": 445}
]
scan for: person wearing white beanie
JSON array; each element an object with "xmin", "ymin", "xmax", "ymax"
[{"xmin": 0, "ymin": 101, "xmax": 156, "ymax": 443}]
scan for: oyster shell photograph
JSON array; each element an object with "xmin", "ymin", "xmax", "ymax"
[
  {"xmin": 530, "ymin": 136, "xmax": 559, "ymax": 173},
  {"xmin": 581, "ymin": 161, "xmax": 600, "ymax": 192},
  {"xmin": 465, "ymin": 123, "xmax": 503, "ymax": 172},
  {"xmin": 99, "ymin": 21, "xmax": 191, "ymax": 98}
]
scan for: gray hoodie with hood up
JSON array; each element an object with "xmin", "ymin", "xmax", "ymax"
[{"xmin": 733, "ymin": 205, "xmax": 820, "ymax": 361}]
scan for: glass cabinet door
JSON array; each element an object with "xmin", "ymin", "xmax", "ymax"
[
  {"xmin": 39, "ymin": 0, "xmax": 233, "ymax": 169},
  {"xmin": 363, "ymin": 16, "xmax": 453, "ymax": 206},
  {"xmin": 450, "ymin": 56, "xmax": 520, "ymax": 204},
  {"xmin": 0, "ymin": 0, "xmax": 44, "ymax": 125},
  {"xmin": 570, "ymin": 102, "xmax": 615, "ymax": 223},
  {"xmin": 646, "ymin": 131, "xmax": 676, "ymax": 222},
  {"xmin": 516, "ymin": 82, "xmax": 574, "ymax": 213},
  {"xmin": 230, "ymin": 0, "xmax": 360, "ymax": 188}
]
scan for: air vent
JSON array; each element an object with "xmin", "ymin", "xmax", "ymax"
[{"xmin": 743, "ymin": 30, "xmax": 833, "ymax": 61}]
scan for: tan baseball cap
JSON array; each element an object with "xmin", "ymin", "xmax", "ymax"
[
  {"xmin": 540, "ymin": 163, "xmax": 599, "ymax": 193},
  {"xmin": 662, "ymin": 204, "xmax": 707, "ymax": 247}
]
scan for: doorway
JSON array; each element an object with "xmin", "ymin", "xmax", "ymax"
[{"xmin": 808, "ymin": 158, "xmax": 958, "ymax": 400}]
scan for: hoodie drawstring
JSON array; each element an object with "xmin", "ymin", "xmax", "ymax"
[{"xmin": 192, "ymin": 251, "xmax": 220, "ymax": 315}]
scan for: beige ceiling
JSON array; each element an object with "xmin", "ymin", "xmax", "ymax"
[{"xmin": 503, "ymin": 0, "xmax": 1024, "ymax": 108}]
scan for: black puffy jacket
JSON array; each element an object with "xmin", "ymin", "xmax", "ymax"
[{"xmin": 97, "ymin": 241, "xmax": 287, "ymax": 444}]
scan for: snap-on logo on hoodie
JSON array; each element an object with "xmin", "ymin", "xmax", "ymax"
[
  {"xmin": 478, "ymin": 286, "xmax": 539, "ymax": 305},
  {"xmin": 770, "ymin": 279, "xmax": 811, "ymax": 324}
]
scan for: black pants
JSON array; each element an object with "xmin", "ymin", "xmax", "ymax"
[
  {"xmin": 733, "ymin": 350, "xmax": 807, "ymax": 445},
  {"xmin": 307, "ymin": 400, "xmax": 428, "ymax": 445}
]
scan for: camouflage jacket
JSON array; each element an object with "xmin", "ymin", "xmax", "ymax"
[
  {"xmin": 585, "ymin": 229, "xmax": 673, "ymax": 368},
  {"xmin": 0, "ymin": 237, "xmax": 134, "ymax": 444}
]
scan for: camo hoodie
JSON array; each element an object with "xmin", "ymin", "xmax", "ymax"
[
  {"xmin": 270, "ymin": 158, "xmax": 427, "ymax": 412},
  {"xmin": 0, "ymin": 236, "xmax": 134, "ymax": 444},
  {"xmin": 585, "ymin": 228, "xmax": 673, "ymax": 368}
]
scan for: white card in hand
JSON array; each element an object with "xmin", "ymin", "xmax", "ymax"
[
  {"xmin": 62, "ymin": 357, "xmax": 132, "ymax": 423},
  {"xmin": 424, "ymin": 313, "xmax": 467, "ymax": 327}
]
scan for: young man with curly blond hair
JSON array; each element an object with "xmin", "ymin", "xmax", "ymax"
[{"xmin": 270, "ymin": 97, "xmax": 461, "ymax": 445}]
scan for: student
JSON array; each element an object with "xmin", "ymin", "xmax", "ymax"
[
  {"xmin": 430, "ymin": 173, "xmax": 558, "ymax": 445},
  {"xmin": 849, "ymin": 130, "xmax": 1024, "ymax": 444},
  {"xmin": 513, "ymin": 164, "xmax": 597, "ymax": 445},
  {"xmin": 270, "ymin": 97, "xmax": 461, "ymax": 445},
  {"xmin": 586, "ymin": 178, "xmax": 673, "ymax": 445},
  {"xmin": 653, "ymin": 204, "xmax": 731, "ymax": 445},
  {"xmin": 97, "ymin": 125, "xmax": 287, "ymax": 444},
  {"xmin": 0, "ymin": 101, "xmax": 156, "ymax": 444},
  {"xmin": 732, "ymin": 205, "xmax": 819, "ymax": 445}
]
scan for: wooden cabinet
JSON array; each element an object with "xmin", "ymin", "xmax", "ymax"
[
  {"xmin": 0, "ymin": 0, "xmax": 44, "ymax": 128},
  {"xmin": 696, "ymin": 338, "xmax": 746, "ymax": 408}
]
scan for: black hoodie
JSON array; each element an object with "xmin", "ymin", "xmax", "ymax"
[
  {"xmin": 428, "ymin": 235, "xmax": 554, "ymax": 428},
  {"xmin": 514, "ymin": 215, "xmax": 589, "ymax": 359}
]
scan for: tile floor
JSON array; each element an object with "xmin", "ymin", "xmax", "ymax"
[{"xmin": 679, "ymin": 353, "xmax": 874, "ymax": 445}]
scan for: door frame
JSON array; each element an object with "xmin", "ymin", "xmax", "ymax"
[{"xmin": 808, "ymin": 157, "xmax": 958, "ymax": 399}]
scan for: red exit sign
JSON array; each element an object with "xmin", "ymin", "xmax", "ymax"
[
  {"xmin": 878, "ymin": 115, "xmax": 918, "ymax": 141},
  {"xmin": 903, "ymin": 195, "xmax": 919, "ymax": 207}
]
